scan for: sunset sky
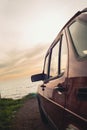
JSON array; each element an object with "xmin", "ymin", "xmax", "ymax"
[{"xmin": 0, "ymin": 0, "xmax": 87, "ymax": 81}]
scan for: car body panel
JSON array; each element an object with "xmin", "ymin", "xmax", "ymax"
[{"xmin": 43, "ymin": 76, "xmax": 67, "ymax": 130}]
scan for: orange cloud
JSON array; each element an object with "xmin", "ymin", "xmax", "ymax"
[{"xmin": 0, "ymin": 43, "xmax": 50, "ymax": 81}]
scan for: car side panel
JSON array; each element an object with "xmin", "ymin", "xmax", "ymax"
[{"xmin": 64, "ymin": 30, "xmax": 87, "ymax": 130}]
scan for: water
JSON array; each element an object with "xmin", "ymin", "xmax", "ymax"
[{"xmin": 0, "ymin": 77, "xmax": 41, "ymax": 99}]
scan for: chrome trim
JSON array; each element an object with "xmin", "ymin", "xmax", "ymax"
[{"xmin": 65, "ymin": 108, "xmax": 87, "ymax": 122}]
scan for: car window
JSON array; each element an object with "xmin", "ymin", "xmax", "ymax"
[
  {"xmin": 44, "ymin": 54, "xmax": 49, "ymax": 77},
  {"xmin": 50, "ymin": 40, "xmax": 60, "ymax": 77},
  {"xmin": 49, "ymin": 34, "xmax": 68, "ymax": 78},
  {"xmin": 60, "ymin": 35, "xmax": 68, "ymax": 73},
  {"xmin": 69, "ymin": 21, "xmax": 87, "ymax": 58}
]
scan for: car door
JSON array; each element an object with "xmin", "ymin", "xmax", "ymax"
[{"xmin": 42, "ymin": 31, "xmax": 68, "ymax": 130}]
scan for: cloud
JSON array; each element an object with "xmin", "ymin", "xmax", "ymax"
[
  {"xmin": 0, "ymin": 43, "xmax": 50, "ymax": 81},
  {"xmin": 0, "ymin": 63, "xmax": 8, "ymax": 68}
]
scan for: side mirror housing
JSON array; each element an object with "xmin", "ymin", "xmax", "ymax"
[{"xmin": 31, "ymin": 73, "xmax": 46, "ymax": 82}]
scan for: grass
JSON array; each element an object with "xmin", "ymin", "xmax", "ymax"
[{"xmin": 0, "ymin": 93, "xmax": 37, "ymax": 130}]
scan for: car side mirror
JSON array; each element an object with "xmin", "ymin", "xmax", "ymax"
[{"xmin": 31, "ymin": 73, "xmax": 47, "ymax": 82}]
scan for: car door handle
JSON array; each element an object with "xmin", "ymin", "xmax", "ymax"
[{"xmin": 55, "ymin": 84, "xmax": 67, "ymax": 92}]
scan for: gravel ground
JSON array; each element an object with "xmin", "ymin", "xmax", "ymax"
[{"xmin": 12, "ymin": 97, "xmax": 52, "ymax": 130}]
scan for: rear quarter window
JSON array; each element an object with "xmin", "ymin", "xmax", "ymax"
[{"xmin": 69, "ymin": 20, "xmax": 87, "ymax": 58}]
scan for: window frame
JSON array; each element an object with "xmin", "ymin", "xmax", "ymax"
[
  {"xmin": 43, "ymin": 32, "xmax": 68, "ymax": 82},
  {"xmin": 49, "ymin": 36, "xmax": 62, "ymax": 80},
  {"xmin": 60, "ymin": 33, "xmax": 68, "ymax": 74}
]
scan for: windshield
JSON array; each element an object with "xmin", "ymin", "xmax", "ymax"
[{"xmin": 69, "ymin": 20, "xmax": 87, "ymax": 58}]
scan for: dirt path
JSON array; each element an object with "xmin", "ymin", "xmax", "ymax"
[{"xmin": 12, "ymin": 97, "xmax": 52, "ymax": 130}]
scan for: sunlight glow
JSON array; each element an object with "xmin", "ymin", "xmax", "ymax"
[
  {"xmin": 0, "ymin": 0, "xmax": 87, "ymax": 80},
  {"xmin": 83, "ymin": 50, "xmax": 87, "ymax": 54}
]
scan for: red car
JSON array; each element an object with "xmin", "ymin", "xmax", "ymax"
[{"xmin": 31, "ymin": 8, "xmax": 87, "ymax": 130}]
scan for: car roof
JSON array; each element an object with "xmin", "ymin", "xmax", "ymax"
[{"xmin": 61, "ymin": 8, "xmax": 87, "ymax": 31}]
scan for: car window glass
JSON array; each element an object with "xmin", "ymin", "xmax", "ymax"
[
  {"xmin": 60, "ymin": 35, "xmax": 68, "ymax": 73},
  {"xmin": 44, "ymin": 54, "xmax": 49, "ymax": 76},
  {"xmin": 69, "ymin": 21, "xmax": 87, "ymax": 57},
  {"xmin": 50, "ymin": 40, "xmax": 60, "ymax": 77}
]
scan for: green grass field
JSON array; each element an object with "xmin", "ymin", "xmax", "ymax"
[{"xmin": 0, "ymin": 93, "xmax": 36, "ymax": 130}]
